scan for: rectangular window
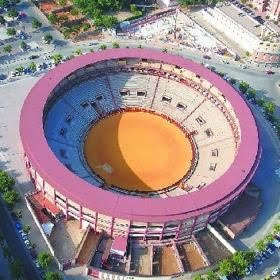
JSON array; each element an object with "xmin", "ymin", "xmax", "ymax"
[
  {"xmin": 196, "ymin": 116, "xmax": 206, "ymax": 125},
  {"xmin": 176, "ymin": 103, "xmax": 186, "ymax": 110},
  {"xmin": 59, "ymin": 128, "xmax": 67, "ymax": 137},
  {"xmin": 81, "ymin": 101, "xmax": 89, "ymax": 108},
  {"xmin": 161, "ymin": 96, "xmax": 172, "ymax": 103},
  {"xmin": 209, "ymin": 163, "xmax": 217, "ymax": 171},
  {"xmin": 137, "ymin": 91, "xmax": 146, "ymax": 97},
  {"xmin": 205, "ymin": 128, "xmax": 213, "ymax": 137},
  {"xmin": 120, "ymin": 90, "xmax": 130, "ymax": 96},
  {"xmin": 211, "ymin": 149, "xmax": 218, "ymax": 157},
  {"xmin": 96, "ymin": 95, "xmax": 103, "ymax": 101}
]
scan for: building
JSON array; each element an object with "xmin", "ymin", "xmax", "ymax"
[
  {"xmin": 252, "ymin": 0, "xmax": 280, "ymax": 20},
  {"xmin": 20, "ymin": 48, "xmax": 261, "ymax": 244}
]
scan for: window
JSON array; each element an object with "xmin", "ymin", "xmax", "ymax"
[
  {"xmin": 205, "ymin": 128, "xmax": 213, "ymax": 137},
  {"xmin": 137, "ymin": 91, "xmax": 146, "ymax": 96},
  {"xmin": 65, "ymin": 115, "xmax": 73, "ymax": 123},
  {"xmin": 176, "ymin": 103, "xmax": 186, "ymax": 110},
  {"xmin": 81, "ymin": 101, "xmax": 89, "ymax": 108},
  {"xmin": 59, "ymin": 149, "xmax": 67, "ymax": 158},
  {"xmin": 120, "ymin": 90, "xmax": 129, "ymax": 96},
  {"xmin": 211, "ymin": 149, "xmax": 218, "ymax": 157},
  {"xmin": 195, "ymin": 74, "xmax": 200, "ymax": 78},
  {"xmin": 161, "ymin": 96, "xmax": 172, "ymax": 103},
  {"xmin": 209, "ymin": 163, "xmax": 217, "ymax": 171},
  {"xmin": 59, "ymin": 128, "xmax": 67, "ymax": 137},
  {"xmin": 96, "ymin": 95, "xmax": 103, "ymax": 101},
  {"xmin": 196, "ymin": 116, "xmax": 206, "ymax": 125}
]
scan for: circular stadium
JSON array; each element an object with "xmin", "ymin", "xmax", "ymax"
[{"xmin": 20, "ymin": 48, "xmax": 261, "ymax": 242}]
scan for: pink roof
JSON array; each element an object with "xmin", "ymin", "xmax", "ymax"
[{"xmin": 19, "ymin": 48, "xmax": 261, "ymax": 222}]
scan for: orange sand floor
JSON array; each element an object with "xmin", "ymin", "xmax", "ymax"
[{"xmin": 84, "ymin": 111, "xmax": 193, "ymax": 192}]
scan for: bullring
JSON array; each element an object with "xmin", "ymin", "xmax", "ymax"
[{"xmin": 20, "ymin": 48, "xmax": 261, "ymax": 242}]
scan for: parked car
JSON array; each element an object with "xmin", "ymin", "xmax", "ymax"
[
  {"xmin": 271, "ymin": 267, "xmax": 280, "ymax": 277},
  {"xmin": 203, "ymin": 54, "xmax": 211, "ymax": 59},
  {"xmin": 28, "ymin": 55, "xmax": 39, "ymax": 60},
  {"xmin": 267, "ymin": 70, "xmax": 275, "ymax": 75},
  {"xmin": 34, "ymin": 259, "xmax": 40, "ymax": 268},
  {"xmin": 266, "ymin": 247, "xmax": 274, "ymax": 255},
  {"xmin": 30, "ymin": 249, "xmax": 37, "ymax": 259},
  {"xmin": 15, "ymin": 222, "xmax": 22, "ymax": 230}
]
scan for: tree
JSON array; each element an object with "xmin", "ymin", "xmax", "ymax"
[
  {"xmin": 0, "ymin": 15, "xmax": 5, "ymax": 25},
  {"xmin": 245, "ymin": 51, "xmax": 250, "ymax": 56},
  {"xmin": 2, "ymin": 189, "xmax": 20, "ymax": 207},
  {"xmin": 94, "ymin": 15, "xmax": 118, "ymax": 28},
  {"xmin": 51, "ymin": 54, "xmax": 63, "ymax": 65},
  {"xmin": 112, "ymin": 42, "xmax": 120, "ymax": 48},
  {"xmin": 0, "ymin": 171, "xmax": 15, "ymax": 193},
  {"xmin": 231, "ymin": 251, "xmax": 255, "ymax": 277},
  {"xmin": 37, "ymin": 252, "xmax": 53, "ymax": 269},
  {"xmin": 82, "ymin": 22, "xmax": 90, "ymax": 31},
  {"xmin": 206, "ymin": 271, "xmax": 218, "ymax": 280},
  {"xmin": 9, "ymin": 259, "xmax": 24, "ymax": 280},
  {"xmin": 29, "ymin": 62, "xmax": 37, "ymax": 72},
  {"xmin": 44, "ymin": 271, "xmax": 63, "ymax": 280},
  {"xmin": 2, "ymin": 245, "xmax": 12, "ymax": 261},
  {"xmin": 3, "ymin": 44, "xmax": 13, "ymax": 54},
  {"xmin": 43, "ymin": 34, "xmax": 53, "ymax": 44},
  {"xmin": 247, "ymin": 88, "xmax": 256, "ymax": 100},
  {"xmin": 192, "ymin": 274, "xmax": 203, "ymax": 280},
  {"xmin": 218, "ymin": 259, "xmax": 234, "ymax": 276},
  {"xmin": 23, "ymin": 224, "xmax": 31, "ymax": 234},
  {"xmin": 137, "ymin": 44, "xmax": 142, "ymax": 48},
  {"xmin": 273, "ymin": 223, "xmax": 280, "ymax": 234},
  {"xmin": 7, "ymin": 8, "xmax": 18, "ymax": 19},
  {"xmin": 48, "ymin": 12, "xmax": 58, "ymax": 24},
  {"xmin": 264, "ymin": 101, "xmax": 276, "ymax": 116},
  {"xmin": 58, "ymin": 0, "xmax": 67, "ymax": 6},
  {"xmin": 75, "ymin": 48, "xmax": 82, "ymax": 55},
  {"xmin": 0, "ymin": 0, "xmax": 9, "ymax": 8},
  {"xmin": 15, "ymin": 66, "xmax": 24, "ymax": 74},
  {"xmin": 238, "ymin": 81, "xmax": 250, "ymax": 94},
  {"xmin": 6, "ymin": 27, "xmax": 16, "ymax": 36},
  {"xmin": 20, "ymin": 41, "xmax": 27, "ymax": 51},
  {"xmin": 99, "ymin": 44, "xmax": 107, "ymax": 50},
  {"xmin": 256, "ymin": 97, "xmax": 265, "ymax": 107},
  {"xmin": 229, "ymin": 78, "xmax": 236, "ymax": 85},
  {"xmin": 255, "ymin": 239, "xmax": 266, "ymax": 252},
  {"xmin": 264, "ymin": 233, "xmax": 274, "ymax": 244},
  {"xmin": 31, "ymin": 18, "xmax": 42, "ymax": 29}
]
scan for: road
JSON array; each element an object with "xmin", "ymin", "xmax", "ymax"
[{"xmin": 0, "ymin": 198, "xmax": 40, "ymax": 280}]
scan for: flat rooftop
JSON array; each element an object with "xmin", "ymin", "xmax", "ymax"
[{"xmin": 218, "ymin": 3, "xmax": 263, "ymax": 37}]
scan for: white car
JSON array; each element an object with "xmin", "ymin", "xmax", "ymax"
[
  {"xmin": 271, "ymin": 268, "xmax": 280, "ymax": 277},
  {"xmin": 272, "ymin": 239, "xmax": 280, "ymax": 248}
]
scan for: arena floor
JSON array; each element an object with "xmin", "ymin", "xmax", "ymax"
[{"xmin": 84, "ymin": 111, "xmax": 193, "ymax": 192}]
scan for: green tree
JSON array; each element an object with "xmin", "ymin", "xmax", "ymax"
[
  {"xmin": 112, "ymin": 42, "xmax": 120, "ymax": 48},
  {"xmin": 48, "ymin": 12, "xmax": 58, "ymax": 24},
  {"xmin": 137, "ymin": 44, "xmax": 142, "ymax": 48},
  {"xmin": 229, "ymin": 78, "xmax": 236, "ymax": 85},
  {"xmin": 0, "ymin": 15, "xmax": 5, "ymax": 24},
  {"xmin": 2, "ymin": 189, "xmax": 20, "ymax": 207},
  {"xmin": 0, "ymin": 171, "xmax": 15, "ymax": 193},
  {"xmin": 31, "ymin": 18, "xmax": 42, "ymax": 29},
  {"xmin": 238, "ymin": 81, "xmax": 250, "ymax": 94},
  {"xmin": 256, "ymin": 97, "xmax": 265, "ymax": 107},
  {"xmin": 70, "ymin": 8, "xmax": 79, "ymax": 16},
  {"xmin": 231, "ymin": 251, "xmax": 255, "ymax": 277},
  {"xmin": 273, "ymin": 223, "xmax": 280, "ymax": 234},
  {"xmin": 264, "ymin": 233, "xmax": 274, "ymax": 244},
  {"xmin": 58, "ymin": 0, "xmax": 67, "ymax": 6},
  {"xmin": 23, "ymin": 224, "xmax": 31, "ymax": 234},
  {"xmin": 82, "ymin": 22, "xmax": 90, "ymax": 31},
  {"xmin": 44, "ymin": 271, "xmax": 63, "ymax": 280},
  {"xmin": 9, "ymin": 259, "xmax": 24, "ymax": 280},
  {"xmin": 29, "ymin": 62, "xmax": 37, "ymax": 72},
  {"xmin": 75, "ymin": 48, "xmax": 82, "ymax": 55},
  {"xmin": 206, "ymin": 271, "xmax": 218, "ymax": 280},
  {"xmin": 264, "ymin": 101, "xmax": 276, "ymax": 116},
  {"xmin": 192, "ymin": 274, "xmax": 203, "ymax": 280},
  {"xmin": 0, "ymin": 234, "xmax": 4, "ymax": 247},
  {"xmin": 0, "ymin": 0, "xmax": 9, "ymax": 8},
  {"xmin": 247, "ymin": 88, "xmax": 256, "ymax": 100},
  {"xmin": 43, "ymin": 34, "xmax": 53, "ymax": 44},
  {"xmin": 94, "ymin": 15, "xmax": 118, "ymax": 28},
  {"xmin": 38, "ymin": 252, "xmax": 53, "ymax": 269},
  {"xmin": 2, "ymin": 245, "xmax": 12, "ymax": 261},
  {"xmin": 15, "ymin": 66, "xmax": 24, "ymax": 74},
  {"xmin": 20, "ymin": 41, "xmax": 27, "ymax": 51},
  {"xmin": 51, "ymin": 53, "xmax": 63, "ymax": 65},
  {"xmin": 6, "ymin": 28, "xmax": 16, "ymax": 36},
  {"xmin": 99, "ymin": 44, "xmax": 107, "ymax": 50},
  {"xmin": 7, "ymin": 8, "xmax": 18, "ymax": 19},
  {"xmin": 255, "ymin": 239, "xmax": 266, "ymax": 252},
  {"xmin": 218, "ymin": 259, "xmax": 234, "ymax": 276}
]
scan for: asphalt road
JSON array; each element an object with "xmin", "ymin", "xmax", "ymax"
[{"xmin": 0, "ymin": 198, "xmax": 40, "ymax": 280}]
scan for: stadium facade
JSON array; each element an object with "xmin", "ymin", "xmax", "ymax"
[{"xmin": 20, "ymin": 49, "xmax": 261, "ymax": 243}]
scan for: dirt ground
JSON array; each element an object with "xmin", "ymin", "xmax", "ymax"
[
  {"xmin": 160, "ymin": 246, "xmax": 180, "ymax": 275},
  {"xmin": 130, "ymin": 246, "xmax": 152, "ymax": 276},
  {"xmin": 84, "ymin": 111, "xmax": 193, "ymax": 191},
  {"xmin": 183, "ymin": 242, "xmax": 206, "ymax": 271}
]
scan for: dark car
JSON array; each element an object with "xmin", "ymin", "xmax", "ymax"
[
  {"xmin": 267, "ymin": 70, "xmax": 275, "ymax": 75},
  {"xmin": 28, "ymin": 55, "xmax": 39, "ymax": 60},
  {"xmin": 203, "ymin": 55, "xmax": 211, "ymax": 59}
]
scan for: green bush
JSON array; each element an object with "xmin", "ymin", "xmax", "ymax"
[{"xmin": 0, "ymin": 171, "xmax": 15, "ymax": 193}]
